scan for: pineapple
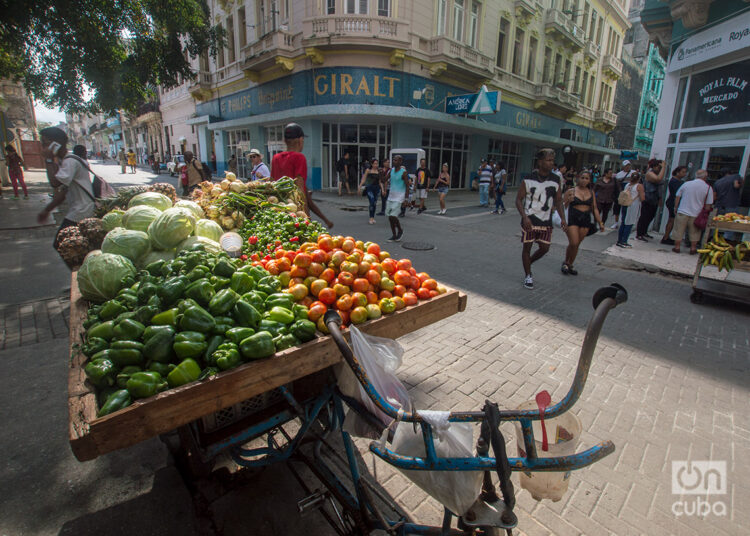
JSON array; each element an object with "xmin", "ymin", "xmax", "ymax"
[
  {"xmin": 58, "ymin": 235, "xmax": 91, "ymax": 268},
  {"xmin": 78, "ymin": 218, "xmax": 106, "ymax": 249},
  {"xmin": 148, "ymin": 183, "xmax": 177, "ymax": 203}
]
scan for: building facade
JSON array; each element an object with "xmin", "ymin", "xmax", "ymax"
[
  {"xmin": 160, "ymin": 80, "xmax": 200, "ymax": 160},
  {"xmin": 610, "ymin": 49, "xmax": 644, "ymax": 160},
  {"xmin": 178, "ymin": 0, "xmax": 630, "ymax": 187}
]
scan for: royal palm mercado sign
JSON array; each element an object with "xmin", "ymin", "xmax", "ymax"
[
  {"xmin": 682, "ymin": 58, "xmax": 750, "ymax": 128},
  {"xmin": 669, "ymin": 10, "xmax": 750, "ymax": 72}
]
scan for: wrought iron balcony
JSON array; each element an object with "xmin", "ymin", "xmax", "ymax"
[{"xmin": 545, "ymin": 9, "xmax": 585, "ymax": 51}]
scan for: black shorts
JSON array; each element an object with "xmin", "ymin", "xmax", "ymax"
[
  {"xmin": 666, "ymin": 203, "xmax": 676, "ymax": 218},
  {"xmin": 568, "ymin": 206, "xmax": 592, "ymax": 228}
]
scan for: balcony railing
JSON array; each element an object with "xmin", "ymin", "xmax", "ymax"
[
  {"xmin": 545, "ymin": 9, "xmax": 585, "ymax": 51},
  {"xmin": 584, "ymin": 41, "xmax": 600, "ymax": 60},
  {"xmin": 495, "ymin": 69, "xmax": 538, "ymax": 97},
  {"xmin": 595, "ymin": 109, "xmax": 617, "ymax": 126},
  {"xmin": 243, "ymin": 30, "xmax": 296, "ymax": 58},
  {"xmin": 302, "ymin": 15, "xmax": 410, "ymax": 45},
  {"xmin": 515, "ymin": 0, "xmax": 537, "ymax": 17},
  {"xmin": 535, "ymin": 83, "xmax": 581, "ymax": 113},
  {"xmin": 602, "ymin": 55, "xmax": 623, "ymax": 78},
  {"xmin": 426, "ymin": 36, "xmax": 493, "ymax": 74}
]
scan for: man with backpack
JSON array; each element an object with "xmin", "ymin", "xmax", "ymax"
[
  {"xmin": 183, "ymin": 151, "xmax": 207, "ymax": 196},
  {"xmin": 36, "ymin": 127, "xmax": 96, "ymax": 253}
]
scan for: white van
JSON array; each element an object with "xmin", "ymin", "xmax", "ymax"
[{"xmin": 389, "ymin": 148, "xmax": 425, "ymax": 182}]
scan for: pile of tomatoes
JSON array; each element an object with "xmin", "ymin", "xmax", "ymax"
[{"xmin": 245, "ymin": 234, "xmax": 446, "ymax": 330}]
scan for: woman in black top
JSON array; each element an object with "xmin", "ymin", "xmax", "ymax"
[
  {"xmin": 562, "ymin": 171, "xmax": 604, "ymax": 275},
  {"xmin": 593, "ymin": 168, "xmax": 616, "ymax": 224},
  {"xmin": 359, "ymin": 158, "xmax": 382, "ymax": 224}
]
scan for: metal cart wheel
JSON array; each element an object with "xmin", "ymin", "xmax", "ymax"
[{"xmin": 690, "ymin": 290, "xmax": 704, "ymax": 304}]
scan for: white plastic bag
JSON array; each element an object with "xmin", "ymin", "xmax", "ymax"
[
  {"xmin": 335, "ymin": 326, "xmax": 411, "ymax": 438},
  {"xmin": 391, "ymin": 411, "xmax": 483, "ymax": 516},
  {"xmin": 552, "ymin": 206, "xmax": 569, "ymax": 228}
]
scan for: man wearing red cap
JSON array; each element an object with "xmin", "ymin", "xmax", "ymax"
[{"xmin": 271, "ymin": 123, "xmax": 333, "ymax": 228}]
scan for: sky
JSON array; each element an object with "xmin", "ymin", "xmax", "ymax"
[{"xmin": 34, "ymin": 102, "xmax": 66, "ymax": 124}]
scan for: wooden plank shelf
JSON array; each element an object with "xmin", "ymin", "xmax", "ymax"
[{"xmin": 68, "ymin": 274, "xmax": 467, "ymax": 462}]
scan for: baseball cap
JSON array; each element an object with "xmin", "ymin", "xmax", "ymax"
[
  {"xmin": 622, "ymin": 160, "xmax": 631, "ymax": 166},
  {"xmin": 283, "ymin": 123, "xmax": 305, "ymax": 139},
  {"xmin": 248, "ymin": 148, "xmax": 262, "ymax": 156}
]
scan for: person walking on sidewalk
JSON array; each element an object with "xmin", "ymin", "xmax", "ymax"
[
  {"xmin": 561, "ymin": 170, "xmax": 604, "ymax": 275},
  {"xmin": 415, "ymin": 158, "xmax": 431, "ymax": 214},
  {"xmin": 376, "ymin": 158, "xmax": 390, "ymax": 216},
  {"xmin": 636, "ymin": 159, "xmax": 666, "ymax": 242},
  {"xmin": 336, "ymin": 152, "xmax": 351, "ymax": 196},
  {"xmin": 491, "ymin": 161, "xmax": 507, "ymax": 214},
  {"xmin": 670, "ymin": 169, "xmax": 714, "ymax": 255},
  {"xmin": 611, "ymin": 160, "xmax": 634, "ymax": 229},
  {"xmin": 433, "ymin": 163, "xmax": 450, "ymax": 215},
  {"xmin": 248, "ymin": 148, "xmax": 270, "ymax": 180},
  {"xmin": 615, "ymin": 172, "xmax": 644, "ymax": 248},
  {"xmin": 661, "ymin": 165, "xmax": 688, "ymax": 245},
  {"xmin": 118, "ymin": 148, "xmax": 127, "ymax": 174},
  {"xmin": 359, "ymin": 158, "xmax": 382, "ymax": 225},
  {"xmin": 385, "ymin": 155, "xmax": 407, "ymax": 242},
  {"xmin": 516, "ymin": 148, "xmax": 567, "ymax": 290},
  {"xmin": 4, "ymin": 145, "xmax": 28, "ymax": 199},
  {"xmin": 126, "ymin": 148, "xmax": 136, "ymax": 173},
  {"xmin": 593, "ymin": 168, "xmax": 616, "ymax": 224},
  {"xmin": 477, "ymin": 158, "xmax": 493, "ymax": 207}
]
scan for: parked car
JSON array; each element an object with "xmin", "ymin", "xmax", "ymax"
[{"xmin": 167, "ymin": 154, "xmax": 185, "ymax": 176}]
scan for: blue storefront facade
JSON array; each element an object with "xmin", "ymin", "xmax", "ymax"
[{"xmin": 190, "ymin": 67, "xmax": 616, "ymax": 190}]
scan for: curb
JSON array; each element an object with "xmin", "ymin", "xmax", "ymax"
[{"xmin": 599, "ymin": 254, "xmax": 692, "ymax": 280}]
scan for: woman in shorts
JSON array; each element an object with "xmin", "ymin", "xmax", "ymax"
[
  {"xmin": 433, "ymin": 163, "xmax": 450, "ymax": 215},
  {"xmin": 561, "ymin": 170, "xmax": 604, "ymax": 275}
]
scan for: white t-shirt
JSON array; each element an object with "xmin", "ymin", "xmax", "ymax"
[
  {"xmin": 675, "ymin": 179, "xmax": 714, "ymax": 217},
  {"xmin": 494, "ymin": 169, "xmax": 507, "ymax": 186},
  {"xmin": 615, "ymin": 170, "xmax": 633, "ymax": 182},
  {"xmin": 57, "ymin": 156, "xmax": 95, "ymax": 222}
]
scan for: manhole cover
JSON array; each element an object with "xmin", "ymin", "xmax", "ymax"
[{"xmin": 401, "ymin": 241, "xmax": 435, "ymax": 251}]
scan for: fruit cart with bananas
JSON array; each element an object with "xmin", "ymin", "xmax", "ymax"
[{"xmin": 691, "ymin": 217, "xmax": 750, "ymax": 305}]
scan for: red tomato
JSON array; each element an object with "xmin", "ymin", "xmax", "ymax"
[
  {"xmin": 393, "ymin": 284, "xmax": 406, "ymax": 297},
  {"xmin": 290, "ymin": 277, "xmax": 305, "ymax": 286},
  {"xmin": 365, "ymin": 291, "xmax": 379, "ymax": 304},
  {"xmin": 300, "ymin": 296, "xmax": 314, "ymax": 307},
  {"xmin": 330, "ymin": 250, "xmax": 347, "ymax": 267},
  {"xmin": 408, "ymin": 267, "xmax": 417, "ymax": 276},
  {"xmin": 318, "ymin": 236, "xmax": 334, "ymax": 252},
  {"xmin": 366, "ymin": 243, "xmax": 381, "ymax": 256},
  {"xmin": 416, "ymin": 272, "xmax": 430, "ymax": 284},
  {"xmin": 397, "ymin": 259, "xmax": 412, "ymax": 272},
  {"xmin": 352, "ymin": 278, "xmax": 369, "ymax": 293},
  {"xmin": 417, "ymin": 287, "xmax": 432, "ymax": 300},
  {"xmin": 265, "ymin": 260, "xmax": 280, "ymax": 275},
  {"xmin": 357, "ymin": 261, "xmax": 371, "ymax": 276},
  {"xmin": 393, "ymin": 270, "xmax": 412, "ymax": 286},
  {"xmin": 294, "ymin": 253, "xmax": 312, "ymax": 268},
  {"xmin": 351, "ymin": 292, "xmax": 368, "ymax": 308},
  {"xmin": 307, "ymin": 303, "xmax": 326, "ymax": 322},
  {"xmin": 308, "ymin": 262, "xmax": 325, "ymax": 277},
  {"xmin": 403, "ymin": 292, "xmax": 418, "ymax": 306},
  {"xmin": 284, "ymin": 250, "xmax": 297, "ymax": 262},
  {"xmin": 320, "ymin": 268, "xmax": 336, "ymax": 283},
  {"xmin": 336, "ymin": 294, "xmax": 353, "ymax": 311},
  {"xmin": 318, "ymin": 287, "xmax": 337, "ymax": 305},
  {"xmin": 311, "ymin": 249, "xmax": 327, "ymax": 264},
  {"xmin": 333, "ymin": 283, "xmax": 350, "ymax": 297},
  {"xmin": 276, "ymin": 257, "xmax": 292, "ymax": 272},
  {"xmin": 350, "ymin": 306, "xmax": 368, "ymax": 324},
  {"xmin": 275, "ymin": 249, "xmax": 286, "ymax": 260},
  {"xmin": 290, "ymin": 265, "xmax": 307, "ymax": 278},
  {"xmin": 429, "ymin": 290, "xmax": 439, "ymax": 298},
  {"xmin": 338, "ymin": 271, "xmax": 355, "ymax": 286},
  {"xmin": 381, "ymin": 258, "xmax": 398, "ymax": 275},
  {"xmin": 366, "ymin": 270, "xmax": 381, "ymax": 286},
  {"xmin": 379, "ymin": 289, "xmax": 393, "ymax": 299},
  {"xmin": 341, "ymin": 239, "xmax": 355, "ymax": 253},
  {"xmin": 337, "ymin": 309, "xmax": 350, "ymax": 325},
  {"xmin": 422, "ymin": 278, "xmax": 438, "ymax": 291},
  {"xmin": 310, "ymin": 279, "xmax": 328, "ymax": 297},
  {"xmin": 392, "ymin": 296, "xmax": 406, "ymax": 310}
]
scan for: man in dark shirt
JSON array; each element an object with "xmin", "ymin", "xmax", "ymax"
[
  {"xmin": 661, "ymin": 165, "xmax": 688, "ymax": 245},
  {"xmin": 376, "ymin": 158, "xmax": 390, "ymax": 216},
  {"xmin": 713, "ymin": 167, "xmax": 743, "ymax": 240},
  {"xmin": 336, "ymin": 152, "xmax": 351, "ymax": 196}
]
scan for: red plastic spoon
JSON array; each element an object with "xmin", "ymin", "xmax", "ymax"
[{"xmin": 536, "ymin": 390, "xmax": 552, "ymax": 452}]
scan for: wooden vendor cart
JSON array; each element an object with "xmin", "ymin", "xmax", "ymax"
[
  {"xmin": 691, "ymin": 220, "xmax": 750, "ymax": 305},
  {"xmin": 68, "ymin": 275, "xmax": 467, "ymax": 462}
]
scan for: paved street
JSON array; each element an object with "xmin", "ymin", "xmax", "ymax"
[{"xmin": 1, "ymin": 166, "xmax": 748, "ymax": 535}]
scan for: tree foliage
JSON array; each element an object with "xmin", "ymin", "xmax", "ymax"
[{"xmin": 0, "ymin": 0, "xmax": 223, "ymax": 114}]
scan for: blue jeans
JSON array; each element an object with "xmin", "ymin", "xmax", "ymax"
[
  {"xmin": 366, "ymin": 184, "xmax": 380, "ymax": 218},
  {"xmin": 479, "ymin": 183, "xmax": 490, "ymax": 206},
  {"xmin": 494, "ymin": 188, "xmax": 505, "ymax": 211}
]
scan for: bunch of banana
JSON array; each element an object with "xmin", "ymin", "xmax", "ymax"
[{"xmin": 697, "ymin": 229, "xmax": 750, "ymax": 271}]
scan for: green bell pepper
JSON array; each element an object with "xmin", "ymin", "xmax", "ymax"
[
  {"xmin": 145, "ymin": 259, "xmax": 166, "ymax": 277},
  {"xmin": 110, "ymin": 340, "xmax": 144, "ymax": 352},
  {"xmin": 212, "ymin": 316, "xmax": 235, "ymax": 336},
  {"xmin": 267, "ymin": 306, "xmax": 295, "ymax": 325},
  {"xmin": 147, "ymin": 361, "xmax": 175, "ymax": 377},
  {"xmin": 158, "ymin": 275, "xmax": 189, "ymax": 306},
  {"xmin": 116, "ymin": 366, "xmax": 143, "ymax": 389},
  {"xmin": 177, "ymin": 298, "xmax": 200, "ymax": 313},
  {"xmin": 241, "ymin": 291, "xmax": 266, "ymax": 312},
  {"xmin": 209, "ymin": 288, "xmax": 241, "ymax": 316},
  {"xmin": 258, "ymin": 319, "xmax": 288, "ymax": 338},
  {"xmin": 230, "ymin": 271, "xmax": 254, "ymax": 295},
  {"xmin": 85, "ymin": 357, "xmax": 117, "ymax": 387},
  {"xmin": 87, "ymin": 320, "xmax": 115, "ymax": 341},
  {"xmin": 113, "ymin": 318, "xmax": 145, "ymax": 341},
  {"xmin": 126, "ymin": 371, "xmax": 168, "ymax": 398},
  {"xmin": 143, "ymin": 324, "xmax": 173, "ymax": 341},
  {"xmin": 210, "ymin": 275, "xmax": 231, "ymax": 291},
  {"xmin": 137, "ymin": 282, "xmax": 159, "ymax": 304},
  {"xmin": 257, "ymin": 275, "xmax": 282, "ymax": 295},
  {"xmin": 239, "ymin": 332, "xmax": 276, "ymax": 360},
  {"xmin": 99, "ymin": 300, "xmax": 126, "ymax": 321},
  {"xmin": 186, "ymin": 265, "xmax": 210, "ymax": 282},
  {"xmin": 173, "ymin": 331, "xmax": 207, "ymax": 359},
  {"xmin": 151, "ymin": 308, "xmax": 180, "ymax": 326},
  {"xmin": 226, "ymin": 327, "xmax": 255, "ymax": 345},
  {"xmin": 204, "ymin": 335, "xmax": 225, "ymax": 365},
  {"xmin": 180, "ymin": 305, "xmax": 216, "ymax": 333},
  {"xmin": 167, "ymin": 358, "xmax": 202, "ymax": 387},
  {"xmin": 147, "ymin": 293, "xmax": 162, "ymax": 310},
  {"xmin": 293, "ymin": 304, "xmax": 309, "ymax": 321},
  {"xmin": 116, "ymin": 291, "xmax": 139, "ymax": 310},
  {"xmin": 273, "ymin": 333, "xmax": 300, "ymax": 352},
  {"xmin": 106, "ymin": 346, "xmax": 144, "ymax": 367},
  {"xmin": 97, "ymin": 385, "xmax": 118, "ymax": 407},
  {"xmin": 232, "ymin": 300, "xmax": 262, "ymax": 329},
  {"xmin": 213, "ymin": 257, "xmax": 236, "ymax": 278},
  {"xmin": 133, "ymin": 305, "xmax": 159, "ymax": 325},
  {"xmin": 82, "ymin": 337, "xmax": 109, "ymax": 357},
  {"xmin": 98, "ymin": 389, "xmax": 132, "ymax": 417},
  {"xmin": 169, "ymin": 259, "xmax": 186, "ymax": 275},
  {"xmin": 198, "ymin": 367, "xmax": 220, "ymax": 380},
  {"xmin": 213, "ymin": 342, "xmax": 242, "ymax": 370},
  {"xmin": 143, "ymin": 326, "xmax": 175, "ymax": 363},
  {"xmin": 185, "ymin": 279, "xmax": 215, "ymax": 306},
  {"xmin": 265, "ymin": 293, "xmax": 295, "ymax": 311},
  {"xmin": 290, "ymin": 319, "xmax": 317, "ymax": 343},
  {"xmin": 114, "ymin": 311, "xmax": 137, "ymax": 324},
  {"xmin": 241, "ymin": 265, "xmax": 268, "ymax": 282}
]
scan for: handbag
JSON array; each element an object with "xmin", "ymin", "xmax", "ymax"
[
  {"xmin": 617, "ymin": 188, "xmax": 633, "ymax": 207},
  {"xmin": 65, "ymin": 155, "xmax": 116, "ymax": 198},
  {"xmin": 693, "ymin": 185, "xmax": 712, "ymax": 230}
]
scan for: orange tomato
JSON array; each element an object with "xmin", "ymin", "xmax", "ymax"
[
  {"xmin": 357, "ymin": 261, "xmax": 371, "ymax": 276},
  {"xmin": 365, "ymin": 270, "xmax": 381, "ymax": 286},
  {"xmin": 393, "ymin": 270, "xmax": 412, "ymax": 286},
  {"xmin": 333, "ymin": 283, "xmax": 350, "ymax": 297},
  {"xmin": 330, "ymin": 250, "xmax": 347, "ymax": 267},
  {"xmin": 310, "ymin": 279, "xmax": 328, "ymax": 297},
  {"xmin": 403, "ymin": 292, "xmax": 418, "ymax": 306},
  {"xmin": 366, "ymin": 243, "xmax": 381, "ymax": 256},
  {"xmin": 265, "ymin": 260, "xmax": 280, "ymax": 275},
  {"xmin": 290, "ymin": 265, "xmax": 308, "ymax": 278},
  {"xmin": 311, "ymin": 249, "xmax": 327, "ymax": 264},
  {"xmin": 429, "ymin": 290, "xmax": 439, "ymax": 298},
  {"xmin": 351, "ymin": 292, "xmax": 368, "ymax": 308},
  {"xmin": 397, "ymin": 259, "xmax": 412, "ymax": 271},
  {"xmin": 338, "ymin": 271, "xmax": 355, "ymax": 286},
  {"xmin": 336, "ymin": 294, "xmax": 353, "ymax": 311},
  {"xmin": 307, "ymin": 303, "xmax": 327, "ymax": 322},
  {"xmin": 341, "ymin": 239, "xmax": 355, "ymax": 253},
  {"xmin": 300, "ymin": 296, "xmax": 314, "ymax": 307},
  {"xmin": 379, "ymin": 289, "xmax": 393, "ymax": 299},
  {"xmin": 337, "ymin": 309, "xmax": 350, "ymax": 325},
  {"xmin": 417, "ymin": 287, "xmax": 432, "ymax": 300},
  {"xmin": 365, "ymin": 291, "xmax": 379, "ymax": 304},
  {"xmin": 308, "ymin": 262, "xmax": 325, "ymax": 277},
  {"xmin": 332, "ymin": 235, "xmax": 344, "ymax": 248},
  {"xmin": 275, "ymin": 249, "xmax": 286, "ymax": 260},
  {"xmin": 393, "ymin": 284, "xmax": 406, "ymax": 297},
  {"xmin": 294, "ymin": 253, "xmax": 312, "ymax": 268},
  {"xmin": 351, "ymin": 278, "xmax": 369, "ymax": 293},
  {"xmin": 318, "ymin": 287, "xmax": 337, "ymax": 305},
  {"xmin": 320, "ymin": 268, "xmax": 336, "ymax": 283},
  {"xmin": 421, "ymin": 278, "xmax": 438, "ymax": 291},
  {"xmin": 318, "ymin": 236, "xmax": 334, "ymax": 252},
  {"xmin": 290, "ymin": 277, "xmax": 305, "ymax": 286},
  {"xmin": 284, "ymin": 250, "xmax": 297, "ymax": 262},
  {"xmin": 350, "ymin": 306, "xmax": 368, "ymax": 324},
  {"xmin": 392, "ymin": 296, "xmax": 406, "ymax": 310},
  {"xmin": 381, "ymin": 258, "xmax": 398, "ymax": 274},
  {"xmin": 276, "ymin": 257, "xmax": 292, "ymax": 272},
  {"xmin": 416, "ymin": 272, "xmax": 430, "ymax": 284}
]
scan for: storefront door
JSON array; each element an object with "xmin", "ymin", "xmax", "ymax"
[{"xmin": 676, "ymin": 150, "xmax": 706, "ymax": 181}]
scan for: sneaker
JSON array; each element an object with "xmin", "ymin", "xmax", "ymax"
[
  {"xmin": 568, "ymin": 266, "xmax": 578, "ymax": 276},
  {"xmin": 645, "ymin": 233, "xmax": 654, "ymax": 239},
  {"xmin": 622, "ymin": 243, "xmax": 633, "ymax": 248},
  {"xmin": 561, "ymin": 263, "xmax": 570, "ymax": 275},
  {"xmin": 616, "ymin": 242, "xmax": 626, "ymax": 248},
  {"xmin": 368, "ymin": 218, "xmax": 375, "ymax": 225},
  {"xmin": 523, "ymin": 275, "xmax": 534, "ymax": 290},
  {"xmin": 660, "ymin": 238, "xmax": 675, "ymax": 245},
  {"xmin": 636, "ymin": 235, "xmax": 648, "ymax": 242},
  {"xmin": 387, "ymin": 235, "xmax": 397, "ymax": 242},
  {"xmin": 394, "ymin": 230, "xmax": 403, "ymax": 242},
  {"xmin": 490, "ymin": 210, "xmax": 498, "ymax": 214},
  {"xmin": 610, "ymin": 222, "xmax": 619, "ymax": 229}
]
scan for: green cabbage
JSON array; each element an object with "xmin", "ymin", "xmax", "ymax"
[
  {"xmin": 122, "ymin": 205, "xmax": 162, "ymax": 233},
  {"xmin": 176, "ymin": 236, "xmax": 223, "ymax": 255},
  {"xmin": 128, "ymin": 192, "xmax": 172, "ymax": 212},
  {"xmin": 101, "ymin": 227, "xmax": 151, "ymax": 263},
  {"xmin": 101, "ymin": 210, "xmax": 124, "ymax": 232},
  {"xmin": 138, "ymin": 249, "xmax": 175, "ymax": 269},
  {"xmin": 194, "ymin": 219, "xmax": 224, "ymax": 243},
  {"xmin": 77, "ymin": 252, "xmax": 137, "ymax": 303},
  {"xmin": 148, "ymin": 208, "xmax": 196, "ymax": 250},
  {"xmin": 174, "ymin": 200, "xmax": 205, "ymax": 220}
]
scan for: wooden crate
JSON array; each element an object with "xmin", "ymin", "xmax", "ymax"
[
  {"xmin": 68, "ymin": 275, "xmax": 467, "ymax": 462},
  {"xmin": 709, "ymin": 221, "xmax": 750, "ymax": 233}
]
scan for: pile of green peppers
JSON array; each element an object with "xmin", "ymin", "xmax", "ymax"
[{"xmin": 82, "ymin": 244, "xmax": 318, "ymax": 418}]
